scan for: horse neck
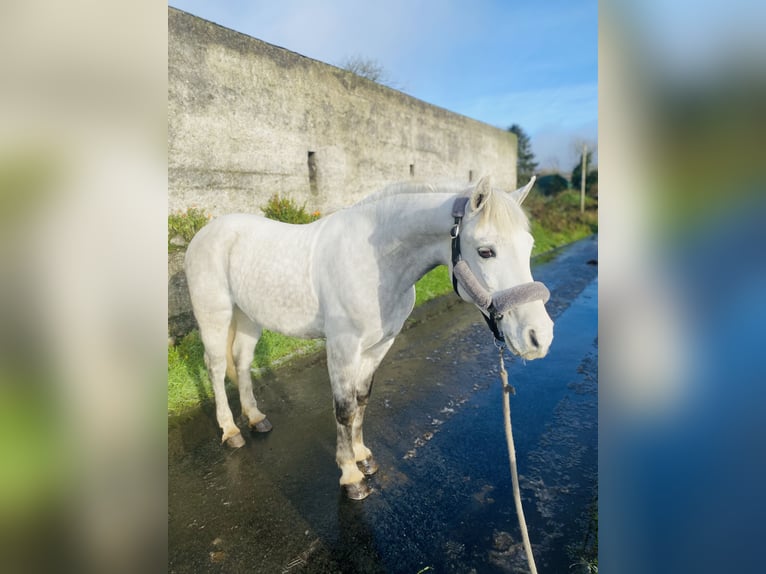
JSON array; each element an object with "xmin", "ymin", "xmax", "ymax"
[{"xmin": 367, "ymin": 191, "xmax": 457, "ymax": 290}]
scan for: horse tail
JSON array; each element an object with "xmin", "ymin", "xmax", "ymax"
[{"xmin": 225, "ymin": 314, "xmax": 238, "ymax": 385}]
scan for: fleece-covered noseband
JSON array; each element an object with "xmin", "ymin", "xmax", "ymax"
[{"xmin": 450, "ymin": 196, "xmax": 550, "ymax": 342}]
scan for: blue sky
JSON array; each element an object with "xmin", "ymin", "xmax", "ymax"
[{"xmin": 169, "ymin": 0, "xmax": 597, "ymax": 172}]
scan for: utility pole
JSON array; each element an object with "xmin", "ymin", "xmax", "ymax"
[{"xmin": 580, "ymin": 143, "xmax": 587, "ymax": 213}]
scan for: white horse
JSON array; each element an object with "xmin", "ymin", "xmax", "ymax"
[{"xmin": 185, "ymin": 176, "xmax": 553, "ymax": 499}]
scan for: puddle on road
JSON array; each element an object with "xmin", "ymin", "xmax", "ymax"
[{"xmin": 169, "ymin": 236, "xmax": 598, "ymax": 573}]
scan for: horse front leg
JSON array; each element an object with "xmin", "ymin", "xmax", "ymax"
[
  {"xmin": 328, "ymin": 336, "xmax": 395, "ymax": 499},
  {"xmin": 352, "ymin": 374, "xmax": 378, "ymax": 477},
  {"xmin": 327, "ymin": 338, "xmax": 375, "ymax": 500},
  {"xmin": 333, "ymin": 393, "xmax": 370, "ymax": 500},
  {"xmin": 351, "ymin": 339, "xmax": 395, "ymax": 477}
]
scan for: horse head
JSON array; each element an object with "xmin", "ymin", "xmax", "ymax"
[{"xmin": 452, "ymin": 176, "xmax": 554, "ymax": 359}]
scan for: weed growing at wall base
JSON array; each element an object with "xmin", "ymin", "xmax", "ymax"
[
  {"xmin": 168, "ymin": 207, "xmax": 211, "ymax": 252},
  {"xmin": 262, "ymin": 194, "xmax": 321, "ymax": 224}
]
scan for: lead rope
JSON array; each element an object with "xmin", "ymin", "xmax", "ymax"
[{"xmin": 497, "ymin": 343, "xmax": 538, "ymax": 574}]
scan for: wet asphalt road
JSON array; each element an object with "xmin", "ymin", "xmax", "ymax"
[{"xmin": 169, "ymin": 235, "xmax": 598, "ymax": 574}]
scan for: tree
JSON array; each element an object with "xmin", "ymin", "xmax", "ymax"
[
  {"xmin": 570, "ymin": 150, "xmax": 598, "ymax": 195},
  {"xmin": 536, "ymin": 173, "xmax": 569, "ymax": 196},
  {"xmin": 339, "ymin": 55, "xmax": 399, "ymax": 89},
  {"xmin": 508, "ymin": 124, "xmax": 538, "ymax": 185}
]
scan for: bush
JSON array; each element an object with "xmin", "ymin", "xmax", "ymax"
[
  {"xmin": 262, "ymin": 194, "xmax": 320, "ymax": 224},
  {"xmin": 571, "ymin": 152, "xmax": 598, "ymax": 196},
  {"xmin": 586, "ymin": 169, "xmax": 598, "ymax": 197},
  {"xmin": 168, "ymin": 207, "xmax": 211, "ymax": 251},
  {"xmin": 573, "ymin": 170, "xmax": 597, "ymax": 196},
  {"xmin": 536, "ymin": 173, "xmax": 569, "ymax": 196}
]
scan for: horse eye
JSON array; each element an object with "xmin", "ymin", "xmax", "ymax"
[{"xmin": 477, "ymin": 247, "xmax": 495, "ymax": 259}]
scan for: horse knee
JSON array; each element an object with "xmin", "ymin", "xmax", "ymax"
[
  {"xmin": 334, "ymin": 397, "xmax": 357, "ymax": 426},
  {"xmin": 356, "ymin": 375, "xmax": 375, "ymax": 407}
]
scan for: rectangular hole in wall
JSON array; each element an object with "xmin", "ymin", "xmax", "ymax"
[
  {"xmin": 307, "ymin": 151, "xmax": 318, "ymax": 195},
  {"xmin": 409, "ymin": 163, "xmax": 415, "ymax": 177},
  {"xmin": 468, "ymin": 170, "xmax": 474, "ymax": 182}
]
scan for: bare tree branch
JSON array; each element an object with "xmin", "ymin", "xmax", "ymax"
[{"xmin": 338, "ymin": 55, "xmax": 400, "ymax": 90}]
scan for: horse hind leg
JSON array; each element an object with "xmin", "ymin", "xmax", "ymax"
[
  {"xmin": 197, "ymin": 308, "xmax": 244, "ymax": 448},
  {"xmin": 225, "ymin": 318, "xmax": 238, "ymax": 385},
  {"xmin": 230, "ymin": 307, "xmax": 272, "ymax": 433}
]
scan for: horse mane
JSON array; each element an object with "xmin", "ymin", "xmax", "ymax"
[
  {"xmin": 354, "ymin": 180, "xmax": 529, "ymax": 232},
  {"xmin": 352, "ymin": 180, "xmax": 470, "ymax": 207}
]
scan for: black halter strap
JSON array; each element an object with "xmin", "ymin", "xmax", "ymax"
[
  {"xmin": 450, "ymin": 196, "xmax": 505, "ymax": 342},
  {"xmin": 450, "ymin": 196, "xmax": 469, "ymax": 295}
]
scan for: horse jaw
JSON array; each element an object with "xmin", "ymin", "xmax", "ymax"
[{"xmin": 499, "ymin": 300, "xmax": 554, "ymax": 360}]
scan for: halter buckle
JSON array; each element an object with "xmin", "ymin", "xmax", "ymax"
[
  {"xmin": 450, "ymin": 222, "xmax": 460, "ymax": 238},
  {"xmin": 488, "ymin": 303, "xmax": 503, "ymax": 322}
]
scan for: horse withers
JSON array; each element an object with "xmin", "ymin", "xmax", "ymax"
[{"xmin": 184, "ymin": 176, "xmax": 553, "ymax": 500}]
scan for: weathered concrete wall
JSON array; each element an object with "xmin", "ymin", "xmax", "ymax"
[
  {"xmin": 169, "ymin": 7, "xmax": 517, "ymax": 216},
  {"xmin": 168, "ymin": 7, "xmax": 518, "ymax": 338}
]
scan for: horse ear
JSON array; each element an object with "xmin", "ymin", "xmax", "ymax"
[
  {"xmin": 470, "ymin": 176, "xmax": 493, "ymax": 212},
  {"xmin": 510, "ymin": 176, "xmax": 536, "ymax": 205}
]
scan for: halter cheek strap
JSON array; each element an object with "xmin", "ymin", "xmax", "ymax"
[
  {"xmin": 449, "ymin": 196, "xmax": 550, "ymax": 343},
  {"xmin": 450, "ymin": 196, "xmax": 470, "ymax": 295},
  {"xmin": 450, "ymin": 195, "xmax": 505, "ymax": 341}
]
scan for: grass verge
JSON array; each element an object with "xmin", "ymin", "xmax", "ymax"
[{"xmin": 168, "ymin": 190, "xmax": 597, "ymax": 417}]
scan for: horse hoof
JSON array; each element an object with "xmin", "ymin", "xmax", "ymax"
[
  {"xmin": 343, "ymin": 480, "xmax": 372, "ymax": 501},
  {"xmin": 357, "ymin": 456, "xmax": 379, "ymax": 476},
  {"xmin": 251, "ymin": 418, "xmax": 273, "ymax": 433},
  {"xmin": 225, "ymin": 432, "xmax": 245, "ymax": 449}
]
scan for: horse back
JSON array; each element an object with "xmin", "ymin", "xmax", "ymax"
[{"xmin": 185, "ymin": 214, "xmax": 324, "ymax": 337}]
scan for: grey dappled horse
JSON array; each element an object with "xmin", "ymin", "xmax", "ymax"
[{"xmin": 185, "ymin": 177, "xmax": 553, "ymax": 499}]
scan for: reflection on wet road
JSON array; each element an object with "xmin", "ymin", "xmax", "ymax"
[{"xmin": 169, "ymin": 236, "xmax": 598, "ymax": 573}]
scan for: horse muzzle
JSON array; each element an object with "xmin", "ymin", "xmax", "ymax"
[
  {"xmin": 499, "ymin": 310, "xmax": 554, "ymax": 359},
  {"xmin": 453, "ymin": 260, "xmax": 553, "ymax": 357}
]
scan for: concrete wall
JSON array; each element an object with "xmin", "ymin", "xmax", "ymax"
[{"xmin": 168, "ymin": 7, "xmax": 517, "ymax": 217}]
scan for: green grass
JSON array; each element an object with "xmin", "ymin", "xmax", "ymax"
[
  {"xmin": 252, "ymin": 330, "xmax": 322, "ymax": 368},
  {"xmin": 414, "ymin": 265, "xmax": 452, "ymax": 306},
  {"xmin": 567, "ymin": 496, "xmax": 598, "ymax": 572},
  {"xmin": 526, "ymin": 190, "xmax": 598, "ymax": 254},
  {"xmin": 168, "ymin": 329, "xmax": 325, "ymax": 417},
  {"xmin": 168, "ymin": 330, "xmax": 211, "ymax": 415},
  {"xmin": 168, "ymin": 189, "xmax": 597, "ymax": 417}
]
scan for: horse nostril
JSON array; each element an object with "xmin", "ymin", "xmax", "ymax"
[{"xmin": 528, "ymin": 329, "xmax": 540, "ymax": 349}]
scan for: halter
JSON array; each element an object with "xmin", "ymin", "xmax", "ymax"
[{"xmin": 450, "ymin": 195, "xmax": 550, "ymax": 343}]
